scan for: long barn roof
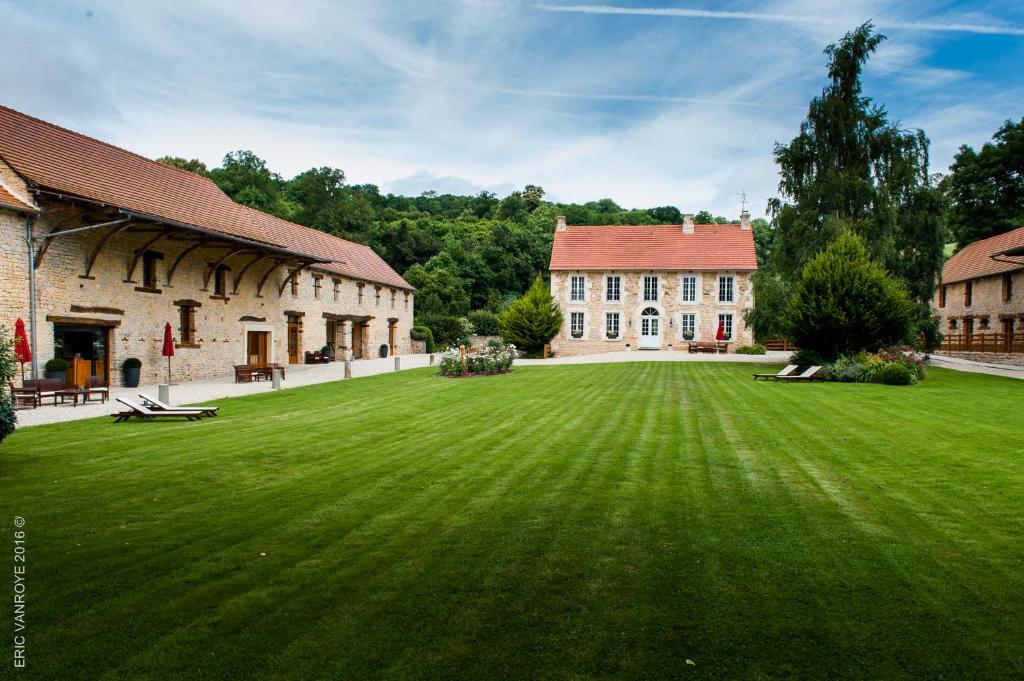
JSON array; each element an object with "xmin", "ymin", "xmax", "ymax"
[{"xmin": 0, "ymin": 105, "xmax": 411, "ymax": 290}]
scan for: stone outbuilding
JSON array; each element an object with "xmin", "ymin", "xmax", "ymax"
[
  {"xmin": 0, "ymin": 106, "xmax": 414, "ymax": 387},
  {"xmin": 548, "ymin": 213, "xmax": 757, "ymax": 355},
  {"xmin": 932, "ymin": 226, "xmax": 1024, "ymax": 359}
]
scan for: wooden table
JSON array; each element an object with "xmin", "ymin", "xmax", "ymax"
[{"xmin": 56, "ymin": 388, "xmax": 87, "ymax": 407}]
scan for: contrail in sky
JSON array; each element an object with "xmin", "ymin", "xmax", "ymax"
[{"xmin": 536, "ymin": 4, "xmax": 1024, "ymax": 36}]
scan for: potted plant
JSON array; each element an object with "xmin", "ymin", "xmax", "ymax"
[
  {"xmin": 44, "ymin": 358, "xmax": 69, "ymax": 384},
  {"xmin": 122, "ymin": 357, "xmax": 142, "ymax": 388},
  {"xmin": 683, "ymin": 330, "xmax": 695, "ymax": 341}
]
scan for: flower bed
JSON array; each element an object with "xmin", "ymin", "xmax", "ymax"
[
  {"xmin": 438, "ymin": 343, "xmax": 517, "ymax": 377},
  {"xmin": 819, "ymin": 349, "xmax": 926, "ymax": 386}
]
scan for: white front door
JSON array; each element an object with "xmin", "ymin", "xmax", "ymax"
[{"xmin": 639, "ymin": 307, "xmax": 660, "ymax": 349}]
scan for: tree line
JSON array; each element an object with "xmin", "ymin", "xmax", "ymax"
[{"xmin": 157, "ymin": 153, "xmax": 737, "ymax": 344}]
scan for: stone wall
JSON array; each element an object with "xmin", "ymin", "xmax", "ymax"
[
  {"xmin": 932, "ymin": 351, "xmax": 1024, "ymax": 367},
  {"xmin": 2, "ymin": 198, "xmax": 414, "ymax": 387},
  {"xmin": 932, "ymin": 270, "xmax": 1023, "ymax": 337},
  {"xmin": 548, "ymin": 270, "xmax": 755, "ymax": 356},
  {"xmin": 468, "ymin": 335, "xmax": 502, "ymax": 350}
]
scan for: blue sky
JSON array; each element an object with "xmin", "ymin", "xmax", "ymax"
[{"xmin": 1, "ymin": 0, "xmax": 1022, "ymax": 218}]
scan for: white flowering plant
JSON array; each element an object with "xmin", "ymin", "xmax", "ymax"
[{"xmin": 437, "ymin": 342, "xmax": 517, "ymax": 377}]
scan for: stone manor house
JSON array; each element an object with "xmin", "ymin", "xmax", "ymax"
[
  {"xmin": 548, "ymin": 214, "xmax": 757, "ymax": 355},
  {"xmin": 0, "ymin": 106, "xmax": 414, "ymax": 387}
]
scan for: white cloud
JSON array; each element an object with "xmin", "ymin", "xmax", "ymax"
[{"xmin": 0, "ymin": 0, "xmax": 1020, "ymax": 219}]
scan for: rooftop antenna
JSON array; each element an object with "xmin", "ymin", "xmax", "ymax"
[{"xmin": 738, "ymin": 190, "xmax": 749, "ymax": 213}]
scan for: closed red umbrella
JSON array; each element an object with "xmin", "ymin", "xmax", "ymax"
[
  {"xmin": 161, "ymin": 322, "xmax": 175, "ymax": 383},
  {"xmin": 13, "ymin": 318, "xmax": 31, "ymax": 381},
  {"xmin": 715, "ymin": 320, "xmax": 726, "ymax": 341}
]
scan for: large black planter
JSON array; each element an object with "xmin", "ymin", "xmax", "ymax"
[
  {"xmin": 44, "ymin": 370, "xmax": 66, "ymax": 385},
  {"xmin": 123, "ymin": 367, "xmax": 140, "ymax": 388}
]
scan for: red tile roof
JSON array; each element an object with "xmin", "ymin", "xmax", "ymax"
[
  {"xmin": 943, "ymin": 226, "xmax": 1024, "ymax": 284},
  {"xmin": 550, "ymin": 223, "xmax": 758, "ymax": 271},
  {"xmin": 0, "ymin": 182, "xmax": 36, "ymax": 213},
  {"xmin": 0, "ymin": 106, "xmax": 411, "ymax": 290}
]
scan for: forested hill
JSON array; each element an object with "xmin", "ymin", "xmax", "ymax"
[{"xmin": 157, "ymin": 151, "xmax": 741, "ymax": 321}]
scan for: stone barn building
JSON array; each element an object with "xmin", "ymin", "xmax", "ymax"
[
  {"xmin": 548, "ymin": 213, "xmax": 757, "ymax": 355},
  {"xmin": 932, "ymin": 226, "xmax": 1024, "ymax": 361},
  {"xmin": 0, "ymin": 106, "xmax": 414, "ymax": 387}
]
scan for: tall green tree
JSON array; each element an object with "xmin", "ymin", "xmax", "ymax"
[
  {"xmin": 768, "ymin": 22, "xmax": 945, "ymax": 305},
  {"xmin": 942, "ymin": 118, "xmax": 1024, "ymax": 248},
  {"xmin": 208, "ymin": 151, "xmax": 289, "ymax": 216},
  {"xmin": 155, "ymin": 156, "xmax": 209, "ymax": 176}
]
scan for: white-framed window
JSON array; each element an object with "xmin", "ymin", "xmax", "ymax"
[
  {"xmin": 681, "ymin": 275, "xmax": 698, "ymax": 303},
  {"xmin": 718, "ymin": 313, "xmax": 734, "ymax": 341},
  {"xmin": 680, "ymin": 312, "xmax": 697, "ymax": 340},
  {"xmin": 570, "ymin": 311, "xmax": 585, "ymax": 339},
  {"xmin": 605, "ymin": 312, "xmax": 620, "ymax": 339},
  {"xmin": 570, "ymin": 275, "xmax": 586, "ymax": 302},
  {"xmin": 606, "ymin": 276, "xmax": 621, "ymax": 302},
  {"xmin": 718, "ymin": 275, "xmax": 735, "ymax": 303},
  {"xmin": 643, "ymin": 275, "xmax": 659, "ymax": 301}
]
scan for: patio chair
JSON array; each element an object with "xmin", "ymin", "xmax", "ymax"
[
  {"xmin": 84, "ymin": 376, "xmax": 109, "ymax": 403},
  {"xmin": 753, "ymin": 365, "xmax": 798, "ymax": 381},
  {"xmin": 776, "ymin": 366, "xmax": 823, "ymax": 382},
  {"xmin": 112, "ymin": 397, "xmax": 205, "ymax": 422},
  {"xmin": 139, "ymin": 393, "xmax": 218, "ymax": 417},
  {"xmin": 9, "ymin": 382, "xmax": 38, "ymax": 409}
]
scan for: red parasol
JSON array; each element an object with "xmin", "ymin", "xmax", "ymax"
[
  {"xmin": 13, "ymin": 318, "xmax": 31, "ymax": 381},
  {"xmin": 715, "ymin": 320, "xmax": 726, "ymax": 341},
  {"xmin": 161, "ymin": 322, "xmax": 175, "ymax": 383}
]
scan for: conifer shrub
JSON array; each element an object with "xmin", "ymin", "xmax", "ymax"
[
  {"xmin": 785, "ymin": 232, "xmax": 915, "ymax": 362},
  {"xmin": 498, "ymin": 276, "xmax": 563, "ymax": 357}
]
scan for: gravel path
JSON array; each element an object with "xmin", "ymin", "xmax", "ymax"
[{"xmin": 926, "ymin": 354, "xmax": 1024, "ymax": 380}]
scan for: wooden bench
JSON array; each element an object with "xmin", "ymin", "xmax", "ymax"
[
  {"xmin": 687, "ymin": 342, "xmax": 729, "ymax": 354},
  {"xmin": 235, "ymin": 364, "xmax": 286, "ymax": 383},
  {"xmin": 14, "ymin": 378, "xmax": 65, "ymax": 407}
]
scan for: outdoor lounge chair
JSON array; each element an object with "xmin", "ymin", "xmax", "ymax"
[
  {"xmin": 776, "ymin": 366, "xmax": 823, "ymax": 382},
  {"xmin": 112, "ymin": 397, "xmax": 205, "ymax": 422},
  {"xmin": 753, "ymin": 365, "xmax": 798, "ymax": 381},
  {"xmin": 139, "ymin": 393, "xmax": 218, "ymax": 417}
]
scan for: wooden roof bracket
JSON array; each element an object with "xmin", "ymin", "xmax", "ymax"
[
  {"xmin": 32, "ymin": 207, "xmax": 91, "ymax": 267},
  {"xmin": 255, "ymin": 258, "xmax": 288, "ymax": 298},
  {"xmin": 203, "ymin": 248, "xmax": 254, "ymax": 290},
  {"xmin": 233, "ymin": 253, "xmax": 272, "ymax": 295},
  {"xmin": 125, "ymin": 228, "xmax": 173, "ymax": 282},
  {"xmin": 81, "ymin": 220, "xmax": 135, "ymax": 278},
  {"xmin": 166, "ymin": 239, "xmax": 212, "ymax": 287},
  {"xmin": 278, "ymin": 261, "xmax": 315, "ymax": 297}
]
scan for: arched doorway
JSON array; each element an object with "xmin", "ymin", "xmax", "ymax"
[{"xmin": 639, "ymin": 307, "xmax": 660, "ymax": 349}]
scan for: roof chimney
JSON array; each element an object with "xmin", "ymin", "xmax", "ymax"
[
  {"xmin": 682, "ymin": 214, "xmax": 694, "ymax": 234},
  {"xmin": 740, "ymin": 210, "xmax": 751, "ymax": 230},
  {"xmin": 556, "ymin": 215, "xmax": 567, "ymax": 232}
]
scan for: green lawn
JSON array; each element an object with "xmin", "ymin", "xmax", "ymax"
[{"xmin": 3, "ymin": 363, "xmax": 1022, "ymax": 680}]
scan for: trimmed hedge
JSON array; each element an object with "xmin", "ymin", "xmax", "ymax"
[
  {"xmin": 45, "ymin": 358, "xmax": 69, "ymax": 372},
  {"xmin": 410, "ymin": 326, "xmax": 436, "ymax": 353},
  {"xmin": 467, "ymin": 310, "xmax": 500, "ymax": 336}
]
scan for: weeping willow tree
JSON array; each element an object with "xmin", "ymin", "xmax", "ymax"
[{"xmin": 750, "ymin": 22, "xmax": 946, "ymax": 346}]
